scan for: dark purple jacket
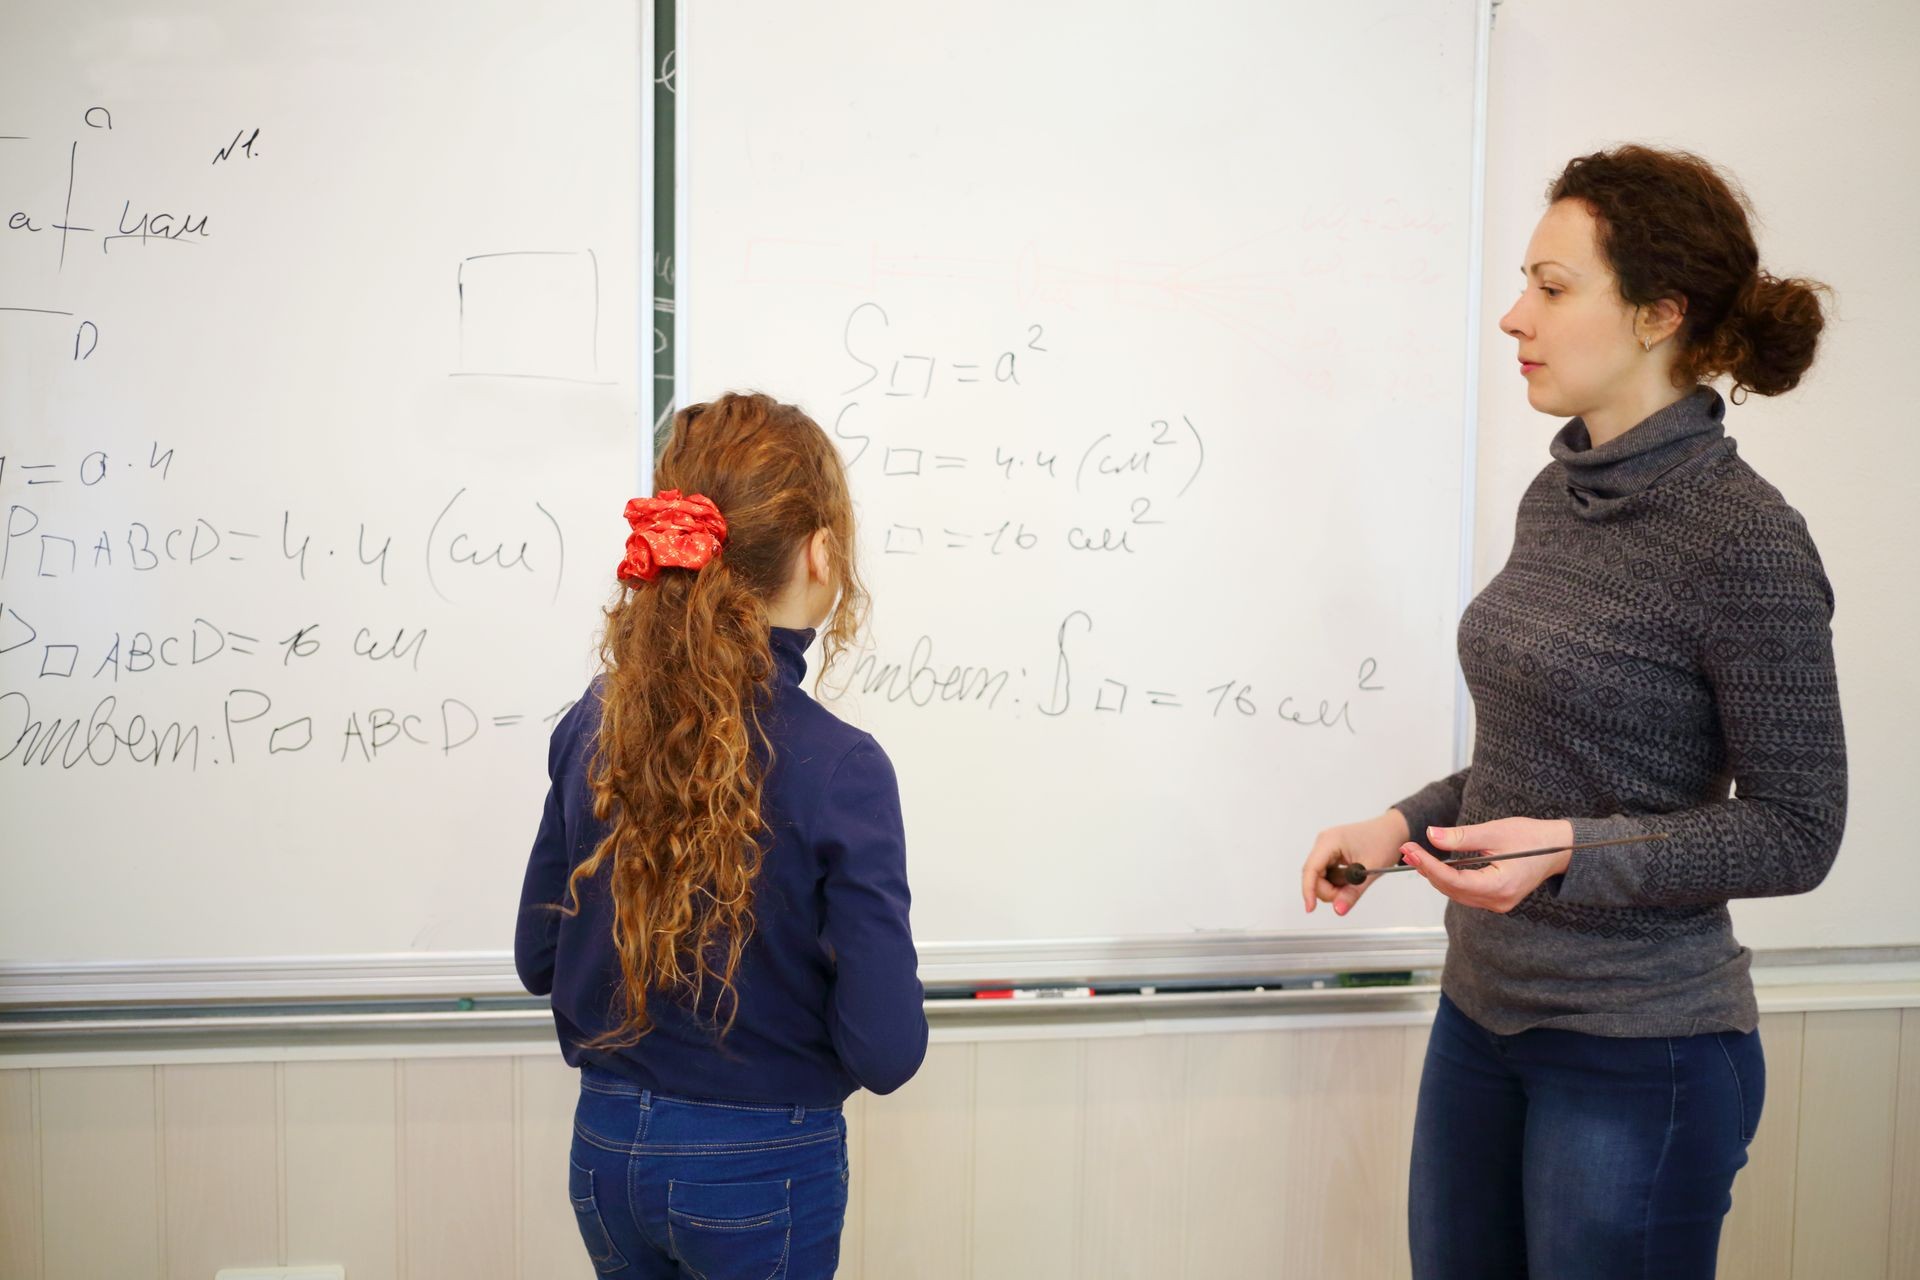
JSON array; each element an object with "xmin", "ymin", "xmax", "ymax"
[{"xmin": 515, "ymin": 627, "xmax": 927, "ymax": 1104}]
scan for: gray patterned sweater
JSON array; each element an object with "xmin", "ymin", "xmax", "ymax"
[{"xmin": 1395, "ymin": 387, "xmax": 1847, "ymax": 1037}]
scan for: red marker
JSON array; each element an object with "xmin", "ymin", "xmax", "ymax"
[{"xmin": 972, "ymin": 986, "xmax": 1096, "ymax": 1000}]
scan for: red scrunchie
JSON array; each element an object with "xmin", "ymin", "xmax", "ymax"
[{"xmin": 617, "ymin": 490, "xmax": 728, "ymax": 584}]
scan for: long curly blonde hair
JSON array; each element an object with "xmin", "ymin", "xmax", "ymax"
[{"xmin": 564, "ymin": 393, "xmax": 866, "ymax": 1045}]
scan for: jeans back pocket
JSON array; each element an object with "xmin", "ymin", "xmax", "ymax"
[
  {"xmin": 569, "ymin": 1158, "xmax": 628, "ymax": 1274},
  {"xmin": 668, "ymin": 1177, "xmax": 792, "ymax": 1280}
]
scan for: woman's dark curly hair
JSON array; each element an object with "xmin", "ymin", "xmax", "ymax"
[{"xmin": 1550, "ymin": 146, "xmax": 1830, "ymax": 399}]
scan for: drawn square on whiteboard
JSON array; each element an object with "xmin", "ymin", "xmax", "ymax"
[
  {"xmin": 456, "ymin": 250, "xmax": 602, "ymax": 383},
  {"xmin": 40, "ymin": 644, "xmax": 79, "ymax": 678}
]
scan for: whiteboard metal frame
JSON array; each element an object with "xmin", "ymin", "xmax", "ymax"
[
  {"xmin": 0, "ymin": 929, "xmax": 1448, "ymax": 1006},
  {"xmin": 638, "ymin": 0, "xmax": 657, "ymax": 495},
  {"xmin": 10, "ymin": 933, "xmax": 1911, "ymax": 1010},
  {"xmin": 4, "ymin": 948, "xmax": 1917, "ymax": 1058},
  {"xmin": 671, "ymin": 0, "xmax": 691, "ymax": 411},
  {"xmin": 1453, "ymin": 0, "xmax": 1494, "ymax": 769}
]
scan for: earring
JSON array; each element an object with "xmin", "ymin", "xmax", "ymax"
[{"xmin": 1641, "ymin": 335, "xmax": 1654, "ymax": 353}]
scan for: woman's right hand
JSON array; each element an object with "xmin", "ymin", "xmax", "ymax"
[{"xmin": 1301, "ymin": 809, "xmax": 1413, "ymax": 916}]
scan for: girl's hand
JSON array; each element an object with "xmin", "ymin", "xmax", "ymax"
[
  {"xmin": 1302, "ymin": 810, "xmax": 1412, "ymax": 917},
  {"xmin": 1399, "ymin": 818, "xmax": 1575, "ymax": 913}
]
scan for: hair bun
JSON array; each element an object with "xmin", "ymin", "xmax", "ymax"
[{"xmin": 1713, "ymin": 271, "xmax": 1829, "ymax": 399}]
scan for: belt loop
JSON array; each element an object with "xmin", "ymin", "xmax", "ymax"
[
  {"xmin": 790, "ymin": 1104, "xmax": 806, "ymax": 1124},
  {"xmin": 639, "ymin": 1089, "xmax": 652, "ymax": 1110}
]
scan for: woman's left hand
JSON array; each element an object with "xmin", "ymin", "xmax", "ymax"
[{"xmin": 1399, "ymin": 817, "xmax": 1576, "ymax": 913}]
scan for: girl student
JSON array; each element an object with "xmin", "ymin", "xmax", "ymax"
[{"xmin": 517, "ymin": 391, "xmax": 928, "ymax": 1278}]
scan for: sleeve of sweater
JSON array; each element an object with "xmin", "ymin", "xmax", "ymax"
[
  {"xmin": 817, "ymin": 735, "xmax": 928, "ymax": 1095},
  {"xmin": 514, "ymin": 702, "xmax": 584, "ymax": 997},
  {"xmin": 1394, "ymin": 768, "xmax": 1471, "ymax": 856},
  {"xmin": 1556, "ymin": 509, "xmax": 1848, "ymax": 907}
]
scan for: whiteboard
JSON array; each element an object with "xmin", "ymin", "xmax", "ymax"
[
  {"xmin": 682, "ymin": 0, "xmax": 1484, "ymax": 943},
  {"xmin": 1472, "ymin": 0, "xmax": 1919, "ymax": 951},
  {"xmin": 0, "ymin": 1, "xmax": 645, "ymax": 964},
  {"xmin": 4, "ymin": 0, "xmax": 1906, "ymax": 1003}
]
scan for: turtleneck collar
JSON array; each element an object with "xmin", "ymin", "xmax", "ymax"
[
  {"xmin": 770, "ymin": 626, "xmax": 814, "ymax": 687},
  {"xmin": 1549, "ymin": 386, "xmax": 1733, "ymax": 520}
]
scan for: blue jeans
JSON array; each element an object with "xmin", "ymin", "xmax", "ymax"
[
  {"xmin": 1409, "ymin": 993, "xmax": 1763, "ymax": 1279},
  {"xmin": 567, "ymin": 1065, "xmax": 850, "ymax": 1278}
]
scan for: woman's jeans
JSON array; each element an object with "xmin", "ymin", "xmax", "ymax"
[
  {"xmin": 567, "ymin": 1065, "xmax": 850, "ymax": 1278},
  {"xmin": 1410, "ymin": 993, "xmax": 1763, "ymax": 1279}
]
